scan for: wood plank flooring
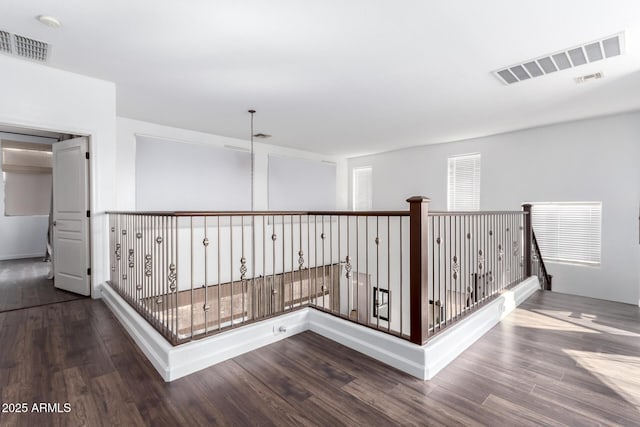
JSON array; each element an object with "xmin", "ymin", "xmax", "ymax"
[
  {"xmin": 0, "ymin": 290, "xmax": 639, "ymax": 426},
  {"xmin": 0, "ymin": 258, "xmax": 83, "ymax": 312}
]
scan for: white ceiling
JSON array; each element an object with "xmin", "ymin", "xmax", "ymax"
[{"xmin": 2, "ymin": 0, "xmax": 640, "ymax": 156}]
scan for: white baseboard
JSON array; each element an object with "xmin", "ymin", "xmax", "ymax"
[
  {"xmin": 308, "ymin": 310, "xmax": 427, "ymax": 378},
  {"xmin": 0, "ymin": 253, "xmax": 45, "ymax": 261},
  {"xmin": 100, "ymin": 283, "xmax": 310, "ymax": 381},
  {"xmin": 100, "ymin": 277, "xmax": 540, "ymax": 382},
  {"xmin": 100, "ymin": 284, "xmax": 173, "ymax": 379},
  {"xmin": 168, "ymin": 309, "xmax": 309, "ymax": 381}
]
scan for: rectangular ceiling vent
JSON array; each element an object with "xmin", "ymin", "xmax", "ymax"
[
  {"xmin": 0, "ymin": 31, "xmax": 11, "ymax": 54},
  {"xmin": 494, "ymin": 32, "xmax": 624, "ymax": 85},
  {"xmin": 0, "ymin": 30, "xmax": 50, "ymax": 63}
]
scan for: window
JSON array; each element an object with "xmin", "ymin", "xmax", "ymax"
[
  {"xmin": 531, "ymin": 202, "xmax": 602, "ymax": 266},
  {"xmin": 1, "ymin": 140, "xmax": 52, "ymax": 216},
  {"xmin": 447, "ymin": 153, "xmax": 480, "ymax": 211},
  {"xmin": 352, "ymin": 166, "xmax": 372, "ymax": 211}
]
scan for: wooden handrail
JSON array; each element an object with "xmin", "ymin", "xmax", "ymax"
[{"xmin": 105, "ymin": 210, "xmax": 410, "ymax": 217}]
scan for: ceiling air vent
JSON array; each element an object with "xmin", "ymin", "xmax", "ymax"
[
  {"xmin": 494, "ymin": 32, "xmax": 624, "ymax": 85},
  {"xmin": 14, "ymin": 34, "xmax": 49, "ymax": 62},
  {"xmin": 0, "ymin": 31, "xmax": 11, "ymax": 53},
  {"xmin": 0, "ymin": 30, "xmax": 50, "ymax": 63}
]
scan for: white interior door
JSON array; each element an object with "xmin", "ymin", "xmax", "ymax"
[{"xmin": 53, "ymin": 137, "xmax": 90, "ymax": 296}]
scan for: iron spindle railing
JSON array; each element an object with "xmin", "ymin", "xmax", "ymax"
[{"xmin": 107, "ymin": 197, "xmax": 543, "ymax": 346}]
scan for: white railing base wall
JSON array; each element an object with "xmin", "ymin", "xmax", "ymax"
[
  {"xmin": 100, "ymin": 277, "xmax": 540, "ymax": 382},
  {"xmin": 422, "ymin": 276, "xmax": 539, "ymax": 379}
]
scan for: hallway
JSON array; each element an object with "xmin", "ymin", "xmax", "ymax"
[{"xmin": 0, "ymin": 258, "xmax": 82, "ymax": 312}]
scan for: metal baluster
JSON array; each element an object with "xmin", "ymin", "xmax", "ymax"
[
  {"xmin": 241, "ymin": 215, "xmax": 246, "ymax": 322},
  {"xmin": 262, "ymin": 216, "xmax": 266, "ymax": 318},
  {"xmin": 355, "ymin": 216, "xmax": 360, "ymax": 322},
  {"xmin": 331, "ymin": 216, "xmax": 342, "ymax": 312},
  {"xmin": 251, "ymin": 214, "xmax": 256, "ymax": 322},
  {"xmin": 203, "ymin": 217, "xmax": 209, "ymax": 335},
  {"xmin": 399, "ymin": 217, "xmax": 403, "ymax": 336},
  {"xmin": 164, "ymin": 216, "xmax": 169, "ymax": 338},
  {"xmin": 299, "ymin": 215, "xmax": 304, "ymax": 308},
  {"xmin": 314, "ymin": 215, "xmax": 318, "ymax": 307},
  {"xmin": 217, "ymin": 216, "xmax": 221, "ymax": 331},
  {"xmin": 437, "ymin": 216, "xmax": 443, "ymax": 327},
  {"xmin": 290, "ymin": 215, "xmax": 294, "ymax": 311},
  {"xmin": 307, "ymin": 215, "xmax": 311, "ymax": 306},
  {"xmin": 387, "ymin": 216, "xmax": 391, "ymax": 332},
  {"xmin": 375, "ymin": 216, "xmax": 380, "ymax": 329},
  {"xmin": 271, "ymin": 215, "xmax": 276, "ymax": 314},
  {"xmin": 365, "ymin": 216, "xmax": 368, "ymax": 324},
  {"xmin": 282, "ymin": 215, "xmax": 285, "ymax": 312},
  {"xmin": 231, "ymin": 215, "xmax": 235, "ymax": 327},
  {"xmin": 328, "ymin": 215, "xmax": 332, "ymax": 312},
  {"xmin": 347, "ymin": 216, "xmax": 351, "ymax": 318},
  {"xmin": 152, "ymin": 215, "xmax": 157, "ymax": 332},
  {"xmin": 188, "ymin": 217, "xmax": 193, "ymax": 338},
  {"xmin": 320, "ymin": 216, "xmax": 325, "ymax": 309},
  {"xmin": 138, "ymin": 216, "xmax": 142, "ymax": 311}
]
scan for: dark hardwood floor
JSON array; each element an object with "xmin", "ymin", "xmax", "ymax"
[
  {"xmin": 0, "ymin": 258, "xmax": 83, "ymax": 312},
  {"xmin": 0, "ymin": 290, "xmax": 639, "ymax": 426}
]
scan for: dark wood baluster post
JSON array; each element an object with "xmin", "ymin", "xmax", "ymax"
[
  {"xmin": 522, "ymin": 204, "xmax": 532, "ymax": 278},
  {"xmin": 407, "ymin": 196, "xmax": 430, "ymax": 345}
]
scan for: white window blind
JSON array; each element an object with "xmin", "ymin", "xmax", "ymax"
[
  {"xmin": 353, "ymin": 167, "xmax": 372, "ymax": 211},
  {"xmin": 1, "ymin": 140, "xmax": 52, "ymax": 216},
  {"xmin": 447, "ymin": 153, "xmax": 480, "ymax": 211},
  {"xmin": 531, "ymin": 202, "xmax": 602, "ymax": 266}
]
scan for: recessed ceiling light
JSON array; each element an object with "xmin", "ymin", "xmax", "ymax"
[{"xmin": 37, "ymin": 15, "xmax": 62, "ymax": 29}]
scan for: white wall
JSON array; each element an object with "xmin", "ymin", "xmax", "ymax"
[
  {"xmin": 348, "ymin": 112, "xmax": 640, "ymax": 305},
  {"xmin": 116, "ymin": 117, "xmax": 348, "ymax": 211},
  {"xmin": 135, "ymin": 136, "xmax": 251, "ymax": 211},
  {"xmin": 0, "ymin": 134, "xmax": 53, "ymax": 260},
  {"xmin": 0, "ymin": 55, "xmax": 117, "ymax": 296},
  {"xmin": 268, "ymin": 155, "xmax": 336, "ymax": 210}
]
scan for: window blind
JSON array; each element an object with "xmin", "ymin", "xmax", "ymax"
[
  {"xmin": 531, "ymin": 202, "xmax": 602, "ymax": 266},
  {"xmin": 447, "ymin": 153, "xmax": 480, "ymax": 211},
  {"xmin": 353, "ymin": 167, "xmax": 372, "ymax": 211}
]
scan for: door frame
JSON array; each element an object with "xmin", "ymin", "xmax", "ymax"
[{"xmin": 0, "ymin": 120, "xmax": 93, "ymax": 297}]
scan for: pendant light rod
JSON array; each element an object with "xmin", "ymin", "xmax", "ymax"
[{"xmin": 248, "ymin": 109, "xmax": 256, "ymax": 211}]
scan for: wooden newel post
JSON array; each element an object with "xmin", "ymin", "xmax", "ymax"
[
  {"xmin": 407, "ymin": 196, "xmax": 430, "ymax": 345},
  {"xmin": 522, "ymin": 203, "xmax": 532, "ymax": 277}
]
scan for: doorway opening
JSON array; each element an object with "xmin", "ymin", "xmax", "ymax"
[{"xmin": 0, "ymin": 124, "xmax": 91, "ymax": 312}]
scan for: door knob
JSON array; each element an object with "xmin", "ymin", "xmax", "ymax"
[{"xmin": 53, "ymin": 221, "xmax": 57, "ymax": 226}]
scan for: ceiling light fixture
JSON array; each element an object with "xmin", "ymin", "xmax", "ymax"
[{"xmin": 37, "ymin": 15, "xmax": 61, "ymax": 29}]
